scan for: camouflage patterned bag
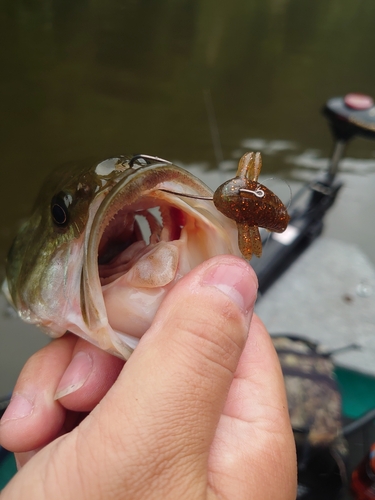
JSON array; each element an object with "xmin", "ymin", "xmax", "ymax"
[{"xmin": 272, "ymin": 335, "xmax": 348, "ymax": 499}]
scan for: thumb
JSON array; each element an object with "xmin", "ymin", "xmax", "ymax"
[{"xmin": 84, "ymin": 255, "xmax": 258, "ymax": 499}]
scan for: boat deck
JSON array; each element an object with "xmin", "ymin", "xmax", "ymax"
[{"xmin": 256, "ymin": 237, "xmax": 375, "ymax": 377}]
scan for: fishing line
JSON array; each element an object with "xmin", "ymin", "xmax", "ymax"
[
  {"xmin": 157, "ymin": 187, "xmax": 266, "ymax": 201},
  {"xmin": 203, "ymin": 88, "xmax": 224, "ymax": 166},
  {"xmin": 262, "ymin": 177, "xmax": 293, "ymax": 210},
  {"xmin": 249, "ymin": 177, "xmax": 292, "ymax": 256},
  {"xmin": 157, "ymin": 188, "xmax": 213, "ymax": 200}
]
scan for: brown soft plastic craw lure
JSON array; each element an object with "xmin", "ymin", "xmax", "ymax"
[{"xmin": 213, "ymin": 152, "xmax": 290, "ymax": 259}]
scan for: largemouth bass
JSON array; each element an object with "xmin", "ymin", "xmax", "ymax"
[
  {"xmin": 3, "ymin": 152, "xmax": 289, "ymax": 360},
  {"xmin": 3, "ymin": 155, "xmax": 241, "ymax": 359}
]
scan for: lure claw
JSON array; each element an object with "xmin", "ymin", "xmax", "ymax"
[
  {"xmin": 237, "ymin": 223, "xmax": 262, "ymax": 259},
  {"xmin": 237, "ymin": 151, "xmax": 262, "ymax": 182}
]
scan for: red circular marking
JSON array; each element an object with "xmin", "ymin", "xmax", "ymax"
[{"xmin": 344, "ymin": 93, "xmax": 374, "ymax": 110}]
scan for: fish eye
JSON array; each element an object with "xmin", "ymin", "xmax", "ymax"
[{"xmin": 51, "ymin": 192, "xmax": 73, "ymax": 227}]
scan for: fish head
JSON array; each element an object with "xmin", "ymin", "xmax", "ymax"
[{"xmin": 4, "ymin": 156, "xmax": 240, "ymax": 359}]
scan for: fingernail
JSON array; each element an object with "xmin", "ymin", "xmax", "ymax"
[
  {"xmin": 1, "ymin": 394, "xmax": 34, "ymax": 423},
  {"xmin": 54, "ymin": 351, "xmax": 93, "ymax": 400},
  {"xmin": 202, "ymin": 260, "xmax": 257, "ymax": 315}
]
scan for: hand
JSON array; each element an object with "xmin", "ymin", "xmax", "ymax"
[{"xmin": 0, "ymin": 255, "xmax": 296, "ymax": 499}]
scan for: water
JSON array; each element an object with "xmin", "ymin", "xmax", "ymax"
[{"xmin": 1, "ymin": 0, "xmax": 375, "ymax": 390}]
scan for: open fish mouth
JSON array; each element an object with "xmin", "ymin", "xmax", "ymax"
[
  {"xmin": 4, "ymin": 152, "xmax": 290, "ymax": 361},
  {"xmin": 80, "ymin": 156, "xmax": 239, "ymax": 358},
  {"xmin": 97, "ymin": 198, "xmax": 186, "ymax": 281}
]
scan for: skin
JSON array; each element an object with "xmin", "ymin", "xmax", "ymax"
[{"xmin": 0, "ymin": 256, "xmax": 297, "ymax": 499}]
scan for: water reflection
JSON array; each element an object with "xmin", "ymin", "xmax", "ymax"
[
  {"xmin": 289, "ymin": 150, "xmax": 375, "ymax": 175},
  {"xmin": 1, "ymin": 0, "xmax": 375, "ymax": 257}
]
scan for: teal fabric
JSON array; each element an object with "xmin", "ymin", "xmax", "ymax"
[
  {"xmin": 0, "ymin": 452, "xmax": 16, "ymax": 490},
  {"xmin": 335, "ymin": 367, "xmax": 375, "ymax": 419}
]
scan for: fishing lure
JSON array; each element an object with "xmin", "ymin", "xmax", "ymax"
[
  {"xmin": 161, "ymin": 152, "xmax": 290, "ymax": 259},
  {"xmin": 213, "ymin": 152, "xmax": 290, "ymax": 259}
]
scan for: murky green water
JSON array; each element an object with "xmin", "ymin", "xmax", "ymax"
[{"xmin": 1, "ymin": 0, "xmax": 375, "ymax": 391}]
